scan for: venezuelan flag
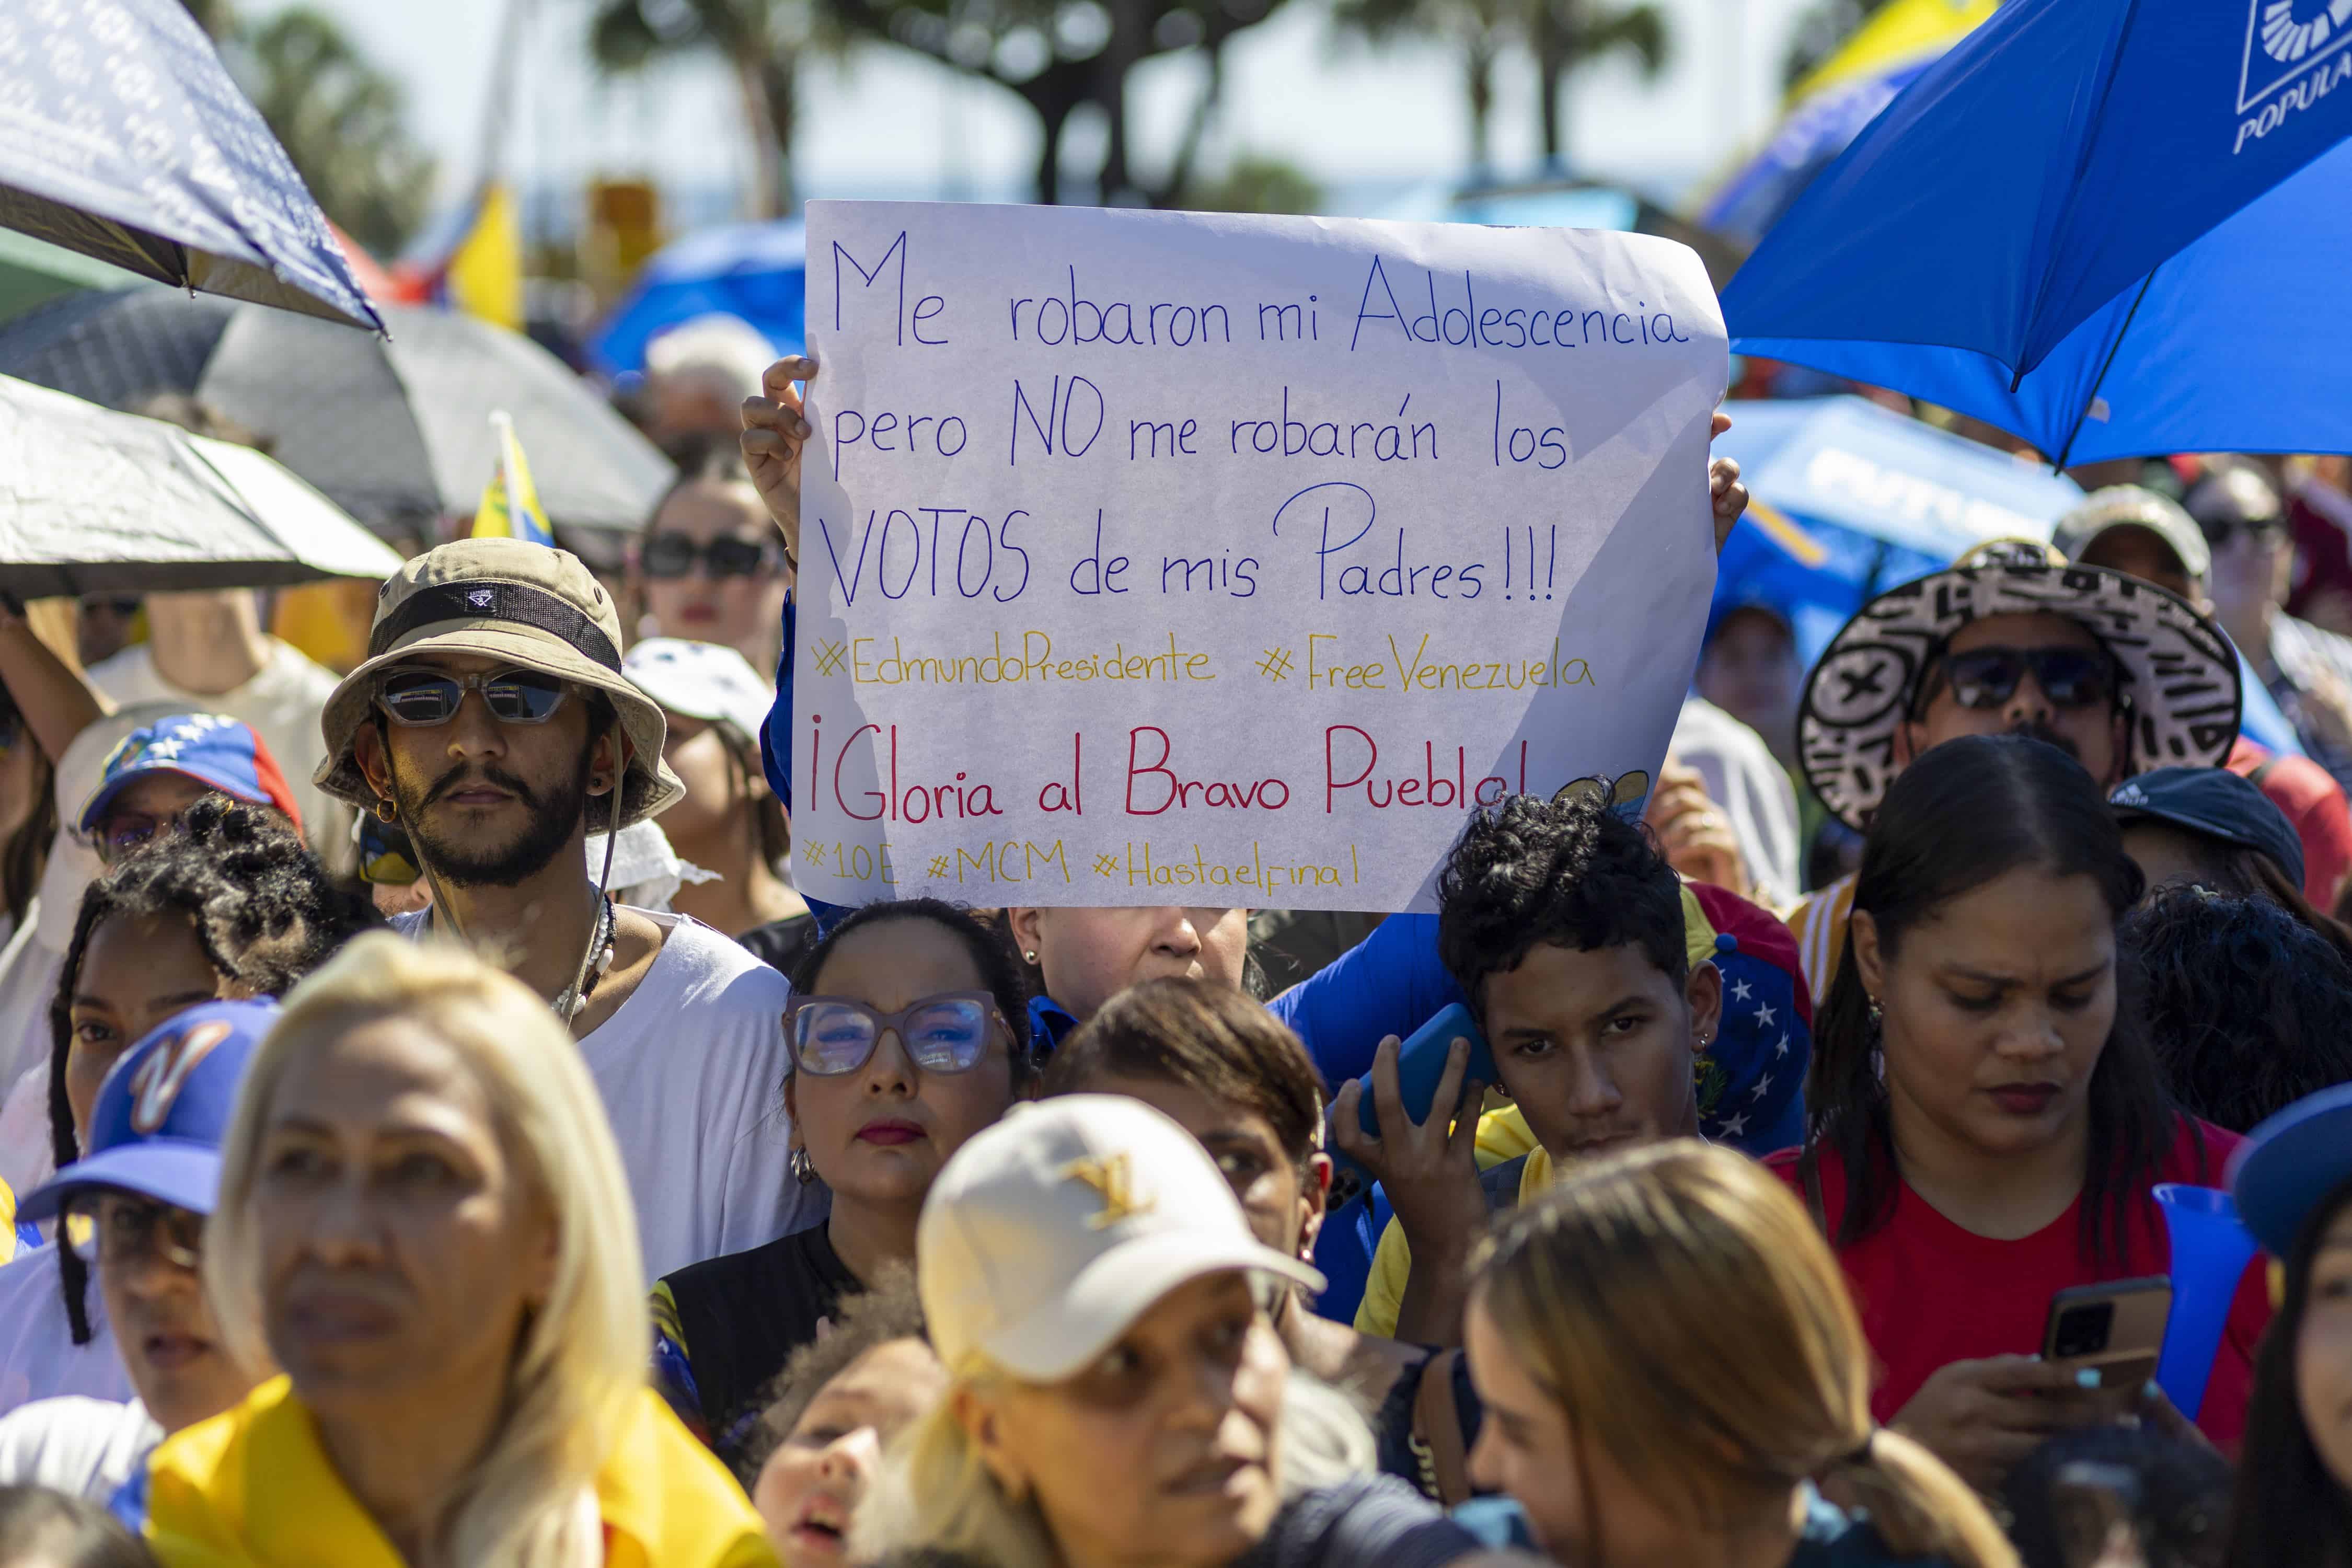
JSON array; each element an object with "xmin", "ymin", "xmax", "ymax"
[
  {"xmin": 472, "ymin": 411, "xmax": 555, "ymax": 547},
  {"xmin": 413, "ymin": 182, "xmax": 524, "ymax": 332}
]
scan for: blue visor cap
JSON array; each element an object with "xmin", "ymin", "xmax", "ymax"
[
  {"xmin": 2230, "ymin": 1082, "xmax": 2352, "ymax": 1259},
  {"xmin": 2111, "ymin": 765, "xmax": 2304, "ymax": 892},
  {"xmin": 19, "ymin": 999, "xmax": 279, "ymax": 1224}
]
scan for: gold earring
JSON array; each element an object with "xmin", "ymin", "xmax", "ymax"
[
  {"xmin": 1024, "ymin": 950, "xmax": 1037, "ymax": 964},
  {"xmin": 375, "ymin": 797, "xmax": 397, "ymax": 823}
]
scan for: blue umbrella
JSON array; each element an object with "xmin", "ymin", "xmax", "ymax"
[
  {"xmin": 1722, "ymin": 0, "xmax": 2352, "ymax": 465},
  {"xmin": 1712, "ymin": 396, "xmax": 2084, "ymax": 664},
  {"xmin": 0, "ymin": 0, "xmax": 380, "ymax": 332},
  {"xmin": 590, "ymin": 221, "xmax": 805, "ymax": 377}
]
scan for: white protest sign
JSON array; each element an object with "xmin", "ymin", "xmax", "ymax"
[{"xmin": 793, "ymin": 201, "xmax": 1725, "ymax": 911}]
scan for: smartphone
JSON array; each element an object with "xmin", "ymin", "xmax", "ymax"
[
  {"xmin": 1334, "ymin": 1003, "xmax": 1500, "ymax": 1184},
  {"xmin": 2041, "ymin": 1276, "xmax": 2172, "ymax": 1392}
]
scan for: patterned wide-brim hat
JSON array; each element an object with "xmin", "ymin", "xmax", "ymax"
[{"xmin": 1799, "ymin": 558, "xmax": 2241, "ymax": 833}]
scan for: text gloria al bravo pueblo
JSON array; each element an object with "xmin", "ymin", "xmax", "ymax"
[{"xmin": 795, "ymin": 202, "xmax": 1727, "ymax": 911}]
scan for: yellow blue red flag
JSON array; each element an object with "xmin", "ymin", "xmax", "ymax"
[
  {"xmin": 434, "ymin": 182, "xmax": 524, "ymax": 332},
  {"xmin": 472, "ymin": 411, "xmax": 554, "ymax": 547}
]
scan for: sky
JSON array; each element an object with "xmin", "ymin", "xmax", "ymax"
[{"xmin": 286, "ymin": 0, "xmax": 1819, "ymax": 231}]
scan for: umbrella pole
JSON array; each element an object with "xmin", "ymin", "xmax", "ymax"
[{"xmin": 2051, "ymin": 266, "xmax": 2161, "ymax": 474}]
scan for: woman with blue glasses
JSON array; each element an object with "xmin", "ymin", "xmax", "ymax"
[{"xmin": 651, "ymin": 898, "xmax": 1034, "ymax": 1457}]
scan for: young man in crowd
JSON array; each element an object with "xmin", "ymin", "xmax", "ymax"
[
  {"xmin": 1330, "ymin": 792, "xmax": 1812, "ymax": 1345},
  {"xmin": 1785, "ymin": 539, "xmax": 2243, "ymax": 993},
  {"xmin": 316, "ymin": 538, "xmax": 808, "ymax": 1279},
  {"xmin": 2056, "ymin": 485, "xmax": 2352, "ymax": 906}
]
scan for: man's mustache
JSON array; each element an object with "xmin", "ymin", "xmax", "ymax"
[{"xmin": 425, "ymin": 763, "xmax": 539, "ymax": 806}]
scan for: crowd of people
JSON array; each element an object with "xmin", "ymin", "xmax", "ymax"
[{"xmin": 0, "ymin": 311, "xmax": 2342, "ymax": 1568}]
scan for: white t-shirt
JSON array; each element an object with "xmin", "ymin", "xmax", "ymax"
[
  {"xmin": 85, "ymin": 638, "xmax": 350, "ymax": 871},
  {"xmin": 1671, "ymin": 695, "xmax": 1803, "ymax": 914},
  {"xmin": 0, "ymin": 1396, "xmax": 159, "ymax": 1500},
  {"xmin": 393, "ymin": 908, "xmax": 812, "ymax": 1279},
  {"xmin": 0, "ymin": 1247, "xmax": 132, "ymax": 1416}
]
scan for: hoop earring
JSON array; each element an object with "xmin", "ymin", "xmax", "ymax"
[
  {"xmin": 789, "ymin": 1146, "xmax": 816, "ymax": 1185},
  {"xmin": 375, "ymin": 797, "xmax": 398, "ymax": 823}
]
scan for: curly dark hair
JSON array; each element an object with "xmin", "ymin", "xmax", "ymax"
[
  {"xmin": 2124, "ymin": 887, "xmax": 2352, "ymax": 1134},
  {"xmin": 1436, "ymin": 793, "xmax": 1686, "ymax": 1023},
  {"xmin": 732, "ymin": 1265, "xmax": 929, "ymax": 1489},
  {"xmin": 787, "ymin": 899, "xmax": 1034, "ymax": 1084},
  {"xmin": 49, "ymin": 794, "xmax": 381, "ymax": 1342},
  {"xmin": 2003, "ymin": 1424, "xmax": 2233, "ymax": 1568}
]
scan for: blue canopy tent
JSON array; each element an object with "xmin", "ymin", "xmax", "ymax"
[
  {"xmin": 1711, "ymin": 396, "xmax": 2084, "ymax": 668},
  {"xmin": 590, "ymin": 221, "xmax": 806, "ymax": 378}
]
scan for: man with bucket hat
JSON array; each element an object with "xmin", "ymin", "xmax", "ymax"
[
  {"xmin": 316, "ymin": 538, "xmax": 808, "ymax": 1278},
  {"xmin": 1785, "ymin": 540, "xmax": 2243, "ymax": 996},
  {"xmin": 0, "ymin": 1001, "xmax": 278, "ymax": 1500}
]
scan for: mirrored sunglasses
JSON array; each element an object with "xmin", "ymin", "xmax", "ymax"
[
  {"xmin": 1940, "ymin": 646, "xmax": 2117, "ymax": 712},
  {"xmin": 641, "ymin": 532, "xmax": 777, "ymax": 581},
  {"xmin": 375, "ymin": 666, "xmax": 572, "ymax": 728},
  {"xmin": 785, "ymin": 992, "xmax": 1006, "ymax": 1077}
]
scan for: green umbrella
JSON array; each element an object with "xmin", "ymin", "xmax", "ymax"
[{"xmin": 0, "ymin": 231, "xmax": 144, "ymax": 325}]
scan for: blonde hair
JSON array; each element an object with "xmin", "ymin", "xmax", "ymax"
[
  {"xmin": 1473, "ymin": 1141, "xmax": 2016, "ymax": 1568},
  {"xmin": 851, "ymin": 1352, "xmax": 1372, "ymax": 1568},
  {"xmin": 205, "ymin": 932, "xmax": 649, "ymax": 1568}
]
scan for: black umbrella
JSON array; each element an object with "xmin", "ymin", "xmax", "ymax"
[{"xmin": 0, "ymin": 288, "xmax": 673, "ymax": 535}]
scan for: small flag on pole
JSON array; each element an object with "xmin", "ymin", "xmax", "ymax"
[{"xmin": 472, "ymin": 411, "xmax": 554, "ymax": 547}]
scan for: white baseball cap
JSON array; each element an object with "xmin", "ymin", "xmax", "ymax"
[
  {"xmin": 918, "ymin": 1096, "xmax": 1327, "ymax": 1383},
  {"xmin": 622, "ymin": 637, "xmax": 774, "ymax": 744}
]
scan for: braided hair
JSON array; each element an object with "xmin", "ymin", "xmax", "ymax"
[{"xmin": 48, "ymin": 795, "xmax": 381, "ymax": 1342}]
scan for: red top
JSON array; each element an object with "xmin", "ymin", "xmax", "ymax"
[
  {"xmin": 2227, "ymin": 736, "xmax": 2352, "ymax": 906},
  {"xmin": 1766, "ymin": 1117, "xmax": 2270, "ymax": 1444}
]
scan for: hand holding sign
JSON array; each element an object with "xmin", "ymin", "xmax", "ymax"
[
  {"xmin": 741, "ymin": 355, "xmax": 816, "ymax": 573},
  {"xmin": 793, "ymin": 202, "xmax": 1728, "ymax": 912}
]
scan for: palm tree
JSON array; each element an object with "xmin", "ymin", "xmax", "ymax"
[
  {"xmin": 589, "ymin": 0, "xmax": 819, "ymax": 219},
  {"xmin": 823, "ymin": 0, "xmax": 1293, "ymax": 206},
  {"xmin": 1329, "ymin": 0, "xmax": 1665, "ymax": 176},
  {"xmin": 1330, "ymin": 0, "xmax": 1517, "ymax": 175},
  {"xmin": 235, "ymin": 9, "xmax": 439, "ymax": 255},
  {"xmin": 1531, "ymin": 0, "xmax": 1667, "ymax": 168}
]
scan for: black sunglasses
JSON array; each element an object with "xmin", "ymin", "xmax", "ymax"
[
  {"xmin": 375, "ymin": 666, "xmax": 573, "ymax": 728},
  {"xmin": 641, "ymin": 532, "xmax": 778, "ymax": 581},
  {"xmin": 1937, "ymin": 646, "xmax": 2118, "ymax": 712},
  {"xmin": 2196, "ymin": 515, "xmax": 2284, "ymax": 551}
]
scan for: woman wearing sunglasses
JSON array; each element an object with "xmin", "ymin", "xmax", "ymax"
[
  {"xmin": 0, "ymin": 1002, "xmax": 278, "ymax": 1500},
  {"xmin": 651, "ymin": 898, "xmax": 1033, "ymax": 1453},
  {"xmin": 638, "ymin": 443, "xmax": 793, "ymax": 675},
  {"xmin": 0, "ymin": 798, "xmax": 375, "ymax": 1415}
]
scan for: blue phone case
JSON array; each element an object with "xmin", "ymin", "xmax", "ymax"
[{"xmin": 1336, "ymin": 1002, "xmax": 1498, "ymax": 1181}]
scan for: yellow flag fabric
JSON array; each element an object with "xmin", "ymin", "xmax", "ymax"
[
  {"xmin": 1788, "ymin": 0, "xmax": 1996, "ymax": 107},
  {"xmin": 471, "ymin": 412, "xmax": 555, "ymax": 547},
  {"xmin": 443, "ymin": 182, "xmax": 523, "ymax": 333}
]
